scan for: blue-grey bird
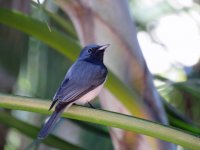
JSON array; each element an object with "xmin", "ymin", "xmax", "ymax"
[{"xmin": 38, "ymin": 44, "xmax": 109, "ymax": 139}]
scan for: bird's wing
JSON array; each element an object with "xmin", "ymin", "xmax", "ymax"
[
  {"xmin": 49, "ymin": 60, "xmax": 107, "ymax": 110},
  {"xmin": 56, "ymin": 79, "xmax": 99, "ymax": 102},
  {"xmin": 48, "ymin": 78, "xmax": 69, "ymax": 111}
]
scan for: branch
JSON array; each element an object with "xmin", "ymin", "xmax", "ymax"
[{"xmin": 0, "ymin": 94, "xmax": 199, "ymax": 150}]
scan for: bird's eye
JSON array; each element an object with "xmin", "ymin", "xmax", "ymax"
[{"xmin": 88, "ymin": 48, "xmax": 92, "ymax": 53}]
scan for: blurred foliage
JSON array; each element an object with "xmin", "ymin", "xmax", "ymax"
[
  {"xmin": 0, "ymin": 7, "xmax": 144, "ymax": 116},
  {"xmin": 0, "ymin": 0, "xmax": 200, "ymax": 150},
  {"xmin": 130, "ymin": 0, "xmax": 200, "ymax": 133},
  {"xmin": 0, "ymin": 111, "xmax": 83, "ymax": 150}
]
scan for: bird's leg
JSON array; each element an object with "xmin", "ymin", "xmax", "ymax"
[
  {"xmin": 87, "ymin": 102, "xmax": 95, "ymax": 109},
  {"xmin": 73, "ymin": 102, "xmax": 95, "ymax": 109}
]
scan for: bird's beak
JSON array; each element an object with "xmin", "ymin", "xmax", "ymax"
[{"xmin": 98, "ymin": 44, "xmax": 110, "ymax": 51}]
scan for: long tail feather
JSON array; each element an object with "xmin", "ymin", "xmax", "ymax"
[
  {"xmin": 37, "ymin": 110, "xmax": 63, "ymax": 139},
  {"xmin": 38, "ymin": 102, "xmax": 72, "ymax": 139},
  {"xmin": 24, "ymin": 139, "xmax": 41, "ymax": 150}
]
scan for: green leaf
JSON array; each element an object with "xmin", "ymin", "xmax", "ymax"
[
  {"xmin": 155, "ymin": 75, "xmax": 200, "ymax": 100},
  {"xmin": 0, "ymin": 8, "xmax": 144, "ymax": 116},
  {"xmin": 173, "ymin": 80, "xmax": 200, "ymax": 99},
  {"xmin": 31, "ymin": 1, "xmax": 77, "ymax": 38},
  {"xmin": 169, "ymin": 115, "xmax": 200, "ymax": 135},
  {"xmin": 0, "ymin": 111, "xmax": 84, "ymax": 150},
  {"xmin": 0, "ymin": 94, "xmax": 200, "ymax": 150},
  {"xmin": 0, "ymin": 8, "xmax": 81, "ymax": 60}
]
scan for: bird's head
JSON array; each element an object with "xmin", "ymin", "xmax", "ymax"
[{"xmin": 79, "ymin": 44, "xmax": 110, "ymax": 63}]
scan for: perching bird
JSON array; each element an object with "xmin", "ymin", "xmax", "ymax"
[{"xmin": 38, "ymin": 44, "xmax": 109, "ymax": 139}]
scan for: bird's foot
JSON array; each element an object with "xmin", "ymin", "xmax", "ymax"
[{"xmin": 87, "ymin": 102, "xmax": 95, "ymax": 109}]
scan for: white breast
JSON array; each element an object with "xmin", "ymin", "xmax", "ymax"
[{"xmin": 75, "ymin": 82, "xmax": 105, "ymax": 105}]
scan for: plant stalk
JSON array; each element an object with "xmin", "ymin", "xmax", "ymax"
[{"xmin": 0, "ymin": 94, "xmax": 199, "ymax": 150}]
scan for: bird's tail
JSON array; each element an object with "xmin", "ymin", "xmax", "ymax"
[
  {"xmin": 37, "ymin": 109, "xmax": 63, "ymax": 139},
  {"xmin": 37, "ymin": 101, "xmax": 73, "ymax": 139},
  {"xmin": 24, "ymin": 139, "xmax": 41, "ymax": 150}
]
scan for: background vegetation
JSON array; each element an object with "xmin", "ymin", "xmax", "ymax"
[{"xmin": 0, "ymin": 0, "xmax": 200, "ymax": 150}]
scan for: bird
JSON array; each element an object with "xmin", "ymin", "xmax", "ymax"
[{"xmin": 37, "ymin": 44, "xmax": 110, "ymax": 139}]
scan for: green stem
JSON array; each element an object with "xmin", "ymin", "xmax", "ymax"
[{"xmin": 0, "ymin": 94, "xmax": 200, "ymax": 150}]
